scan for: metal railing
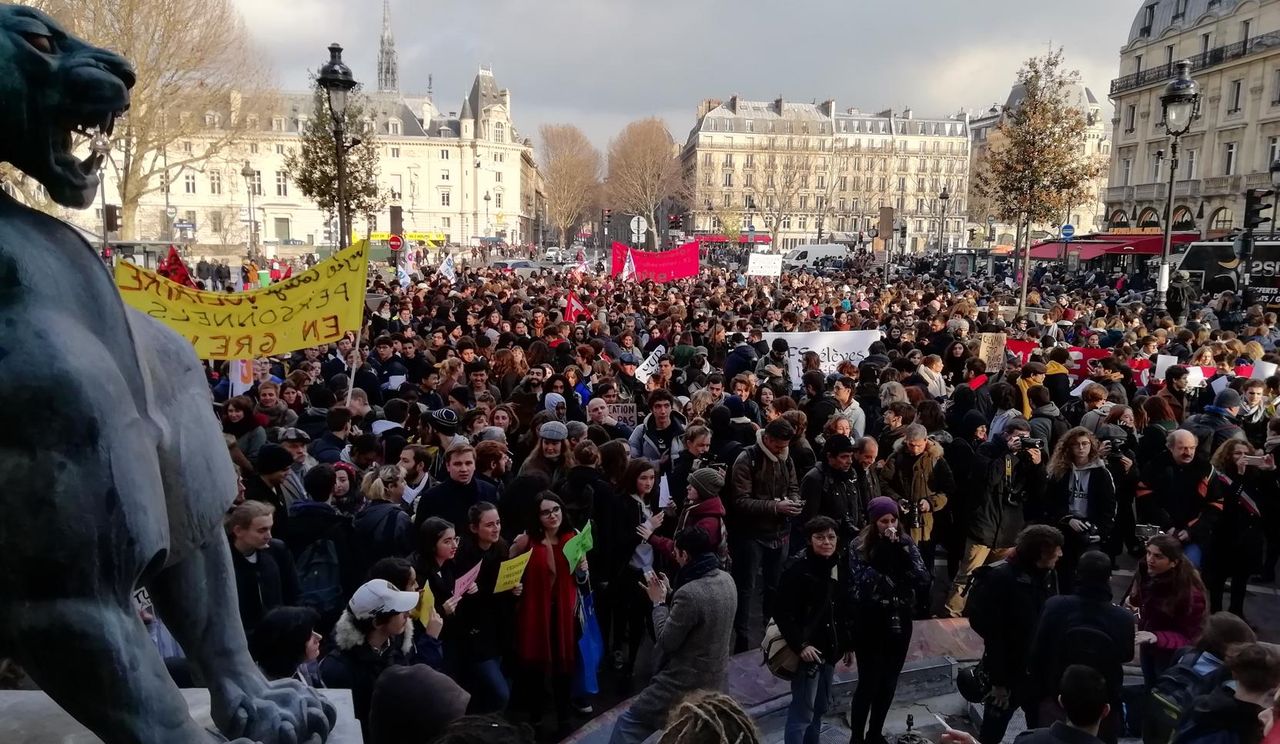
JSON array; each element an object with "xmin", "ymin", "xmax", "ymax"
[{"xmin": 1110, "ymin": 32, "xmax": 1280, "ymax": 96}]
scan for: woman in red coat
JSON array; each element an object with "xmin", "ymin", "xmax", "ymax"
[
  {"xmin": 1125, "ymin": 533, "xmax": 1207, "ymax": 686},
  {"xmin": 511, "ymin": 491, "xmax": 586, "ymax": 739}
]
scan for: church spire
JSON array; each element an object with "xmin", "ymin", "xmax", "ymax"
[{"xmin": 376, "ymin": 0, "xmax": 398, "ymax": 93}]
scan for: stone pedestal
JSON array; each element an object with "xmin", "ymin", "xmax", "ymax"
[{"xmin": 0, "ymin": 688, "xmax": 363, "ymax": 743}]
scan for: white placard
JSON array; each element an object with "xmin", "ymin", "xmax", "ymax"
[
  {"xmin": 1070, "ymin": 379, "xmax": 1093, "ymax": 397},
  {"xmin": 387, "ymin": 375, "xmax": 406, "ymax": 390},
  {"xmin": 747, "ymin": 252, "xmax": 783, "ymax": 277},
  {"xmin": 1154, "ymin": 354, "xmax": 1179, "ymax": 381},
  {"xmin": 634, "ymin": 345, "xmax": 665, "ymax": 385},
  {"xmin": 1251, "ymin": 361, "xmax": 1278, "ymax": 380},
  {"xmin": 1211, "ymin": 376, "xmax": 1230, "ymax": 394},
  {"xmin": 760, "ymin": 331, "xmax": 883, "ymax": 384},
  {"xmin": 1185, "ymin": 366, "xmax": 1205, "ymax": 390},
  {"xmin": 658, "ymin": 475, "xmax": 673, "ymax": 509}
]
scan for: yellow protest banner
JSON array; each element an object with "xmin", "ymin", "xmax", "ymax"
[
  {"xmin": 494, "ymin": 551, "xmax": 531, "ymax": 593},
  {"xmin": 114, "ymin": 243, "xmax": 368, "ymax": 360},
  {"xmin": 410, "ymin": 584, "xmax": 435, "ymax": 625}
]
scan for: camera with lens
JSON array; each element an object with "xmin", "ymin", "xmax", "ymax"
[
  {"xmin": 1079, "ymin": 520, "xmax": 1102, "ymax": 545},
  {"xmin": 1135, "ymin": 524, "xmax": 1161, "ymax": 543},
  {"xmin": 1107, "ymin": 438, "xmax": 1127, "ymax": 452},
  {"xmin": 897, "ymin": 498, "xmax": 920, "ymax": 530},
  {"xmin": 1021, "ymin": 438, "xmax": 1045, "ymax": 450}
]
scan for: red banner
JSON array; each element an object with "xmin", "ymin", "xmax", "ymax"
[
  {"xmin": 1006, "ymin": 339, "xmax": 1250, "ymax": 386},
  {"xmin": 610, "ymin": 241, "xmax": 699, "ymax": 282}
]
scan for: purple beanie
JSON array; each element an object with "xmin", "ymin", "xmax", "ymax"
[{"xmin": 867, "ymin": 497, "xmax": 900, "ymax": 524}]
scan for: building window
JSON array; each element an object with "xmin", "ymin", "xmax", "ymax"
[
  {"xmin": 389, "ymin": 119, "xmax": 402, "ymax": 135},
  {"xmin": 745, "ymin": 120, "xmax": 753, "ymax": 132},
  {"xmin": 702, "ymin": 153, "xmax": 712, "ymax": 166},
  {"xmin": 495, "ymin": 172, "xmax": 502, "ymax": 183},
  {"xmin": 1243, "ymin": 19, "xmax": 1252, "ymax": 42},
  {"xmin": 250, "ymin": 171, "xmax": 262, "ymax": 196},
  {"xmin": 744, "ymin": 153, "xmax": 754, "ymax": 168},
  {"xmin": 441, "ymin": 192, "xmax": 451, "ymax": 207},
  {"xmin": 744, "ymin": 173, "xmax": 753, "ymax": 188},
  {"xmin": 704, "ymin": 173, "xmax": 712, "ymax": 186},
  {"xmin": 440, "ymin": 149, "xmax": 450, "ymax": 159},
  {"xmin": 441, "ymin": 217, "xmax": 451, "ymax": 228},
  {"xmin": 1140, "ymin": 5, "xmax": 1154, "ymax": 35},
  {"xmin": 204, "ymin": 112, "xmax": 220, "ymax": 128},
  {"xmin": 1225, "ymin": 142, "xmax": 1238, "ymax": 175},
  {"xmin": 1135, "ymin": 54, "xmax": 1143, "ymax": 75},
  {"xmin": 271, "ymin": 116, "xmax": 285, "ymax": 132},
  {"xmin": 1229, "ymin": 80, "xmax": 1243, "ymax": 113},
  {"xmin": 441, "ymin": 169, "xmax": 450, "ymax": 181},
  {"xmin": 390, "ymin": 146, "xmax": 400, "ymax": 158},
  {"xmin": 1201, "ymin": 33, "xmax": 1211, "ymax": 57},
  {"xmin": 249, "ymin": 143, "xmax": 259, "ymax": 155},
  {"xmin": 181, "ymin": 141, "xmax": 192, "ymax": 154},
  {"xmin": 1150, "ymin": 155, "xmax": 1162, "ymax": 182},
  {"xmin": 798, "ymin": 217, "xmax": 807, "ymax": 230},
  {"xmin": 209, "ymin": 171, "xmax": 222, "ymax": 195},
  {"xmin": 1184, "ymin": 148, "xmax": 1198, "ymax": 179},
  {"xmin": 494, "ymin": 122, "xmax": 505, "ymax": 143},
  {"xmin": 1273, "ymin": 69, "xmax": 1280, "ymax": 105},
  {"xmin": 724, "ymin": 153, "xmax": 734, "ymax": 166},
  {"xmin": 183, "ymin": 173, "xmax": 196, "ymax": 194},
  {"xmin": 209, "ymin": 211, "xmax": 223, "ymax": 234},
  {"xmin": 723, "ymin": 193, "xmax": 731, "ymax": 208},
  {"xmin": 1125, "ymin": 105, "xmax": 1136, "ymax": 133},
  {"xmin": 1121, "ymin": 158, "xmax": 1132, "ymax": 186},
  {"xmin": 1270, "ymin": 137, "xmax": 1280, "ymax": 168},
  {"xmin": 275, "ymin": 144, "xmax": 285, "ymax": 155},
  {"xmin": 275, "ymin": 171, "xmax": 288, "ymax": 197},
  {"xmin": 723, "ymin": 172, "xmax": 733, "ymax": 187}
]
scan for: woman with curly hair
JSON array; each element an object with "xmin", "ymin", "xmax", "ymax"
[{"xmin": 1045, "ymin": 427, "xmax": 1117, "ymax": 591}]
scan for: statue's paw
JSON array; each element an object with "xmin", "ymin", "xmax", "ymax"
[{"xmin": 223, "ymin": 678, "xmax": 337, "ymax": 744}]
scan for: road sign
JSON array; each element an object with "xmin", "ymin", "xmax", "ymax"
[
  {"xmin": 629, "ymin": 216, "xmax": 648, "ymax": 236},
  {"xmin": 388, "ymin": 234, "xmax": 403, "ymax": 252},
  {"xmin": 173, "ymin": 220, "xmax": 195, "ymax": 230},
  {"xmin": 166, "ymin": 206, "xmax": 178, "ymax": 219},
  {"xmin": 1061, "ymin": 224, "xmax": 1075, "ymax": 242}
]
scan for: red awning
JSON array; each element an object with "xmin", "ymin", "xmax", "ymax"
[
  {"xmin": 1100, "ymin": 233, "xmax": 1197, "ymax": 255},
  {"xmin": 694, "ymin": 234, "xmax": 772, "ymax": 244},
  {"xmin": 1028, "ymin": 233, "xmax": 1201, "ymax": 260},
  {"xmin": 1028, "ymin": 241, "xmax": 1119, "ymax": 259}
]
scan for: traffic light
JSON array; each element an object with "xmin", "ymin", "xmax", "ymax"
[
  {"xmin": 1245, "ymin": 188, "xmax": 1274, "ymax": 230},
  {"xmin": 668, "ymin": 214, "xmax": 683, "ymax": 231},
  {"xmin": 968, "ymin": 227, "xmax": 977, "ymax": 244},
  {"xmin": 602, "ymin": 208, "xmax": 612, "ymax": 229},
  {"xmin": 104, "ymin": 204, "xmax": 121, "ymax": 233},
  {"xmin": 898, "ymin": 223, "xmax": 907, "ymax": 240},
  {"xmin": 389, "ymin": 205, "xmax": 403, "ymax": 236}
]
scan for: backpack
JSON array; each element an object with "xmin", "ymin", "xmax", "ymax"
[
  {"xmin": 1051, "ymin": 621, "xmax": 1122, "ymax": 695},
  {"xmin": 963, "ymin": 560, "xmax": 1004, "ymax": 638},
  {"xmin": 1032, "ymin": 412, "xmax": 1071, "ymax": 452},
  {"xmin": 295, "ymin": 538, "xmax": 344, "ymax": 620},
  {"xmin": 1183, "ymin": 414, "xmax": 1240, "ymax": 462},
  {"xmin": 1061, "ymin": 398, "xmax": 1088, "ymax": 427},
  {"xmin": 1147, "ymin": 652, "xmax": 1231, "ymax": 744}
]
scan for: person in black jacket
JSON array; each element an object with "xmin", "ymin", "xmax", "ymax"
[
  {"xmin": 414, "ymin": 444, "xmax": 499, "ymax": 532},
  {"xmin": 967, "ymin": 524, "xmax": 1063, "ymax": 744},
  {"xmin": 800, "ymin": 370, "xmax": 839, "ymax": 450},
  {"xmin": 800, "ymin": 435, "xmax": 864, "ymax": 541},
  {"xmin": 351, "ymin": 465, "xmax": 414, "ymax": 579},
  {"xmin": 941, "ymin": 411, "xmax": 988, "ymax": 580},
  {"xmin": 1045, "ymin": 428, "xmax": 1118, "ymax": 593},
  {"xmin": 1009, "ymin": 665, "xmax": 1112, "ymax": 744},
  {"xmin": 944, "ymin": 418, "xmax": 1047, "ymax": 618},
  {"xmin": 1027, "ymin": 551, "xmax": 1135, "ymax": 744},
  {"xmin": 227, "ymin": 500, "xmax": 300, "ymax": 635},
  {"xmin": 777, "ymin": 517, "xmax": 853, "ymax": 744},
  {"xmin": 1203, "ymin": 439, "xmax": 1275, "ymax": 619},
  {"xmin": 1172, "ymin": 643, "xmax": 1280, "ymax": 744}
]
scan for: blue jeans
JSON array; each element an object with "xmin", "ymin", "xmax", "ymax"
[
  {"xmin": 608, "ymin": 706, "xmax": 656, "ymax": 744},
  {"xmin": 786, "ymin": 661, "xmax": 835, "ymax": 744},
  {"xmin": 460, "ymin": 657, "xmax": 509, "ymax": 714},
  {"xmin": 1183, "ymin": 542, "xmax": 1203, "ymax": 568}
]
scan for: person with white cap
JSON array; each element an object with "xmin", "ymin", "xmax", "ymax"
[{"xmin": 318, "ymin": 578, "xmax": 422, "ymax": 733}]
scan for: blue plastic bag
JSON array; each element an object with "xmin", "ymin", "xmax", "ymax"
[{"xmin": 573, "ymin": 590, "xmax": 604, "ymax": 697}]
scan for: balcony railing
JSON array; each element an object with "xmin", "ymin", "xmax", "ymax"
[
  {"xmin": 1105, "ymin": 185, "xmax": 1134, "ymax": 202},
  {"xmin": 1110, "ymin": 32, "xmax": 1280, "ymax": 96}
]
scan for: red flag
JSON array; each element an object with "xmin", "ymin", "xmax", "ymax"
[
  {"xmin": 564, "ymin": 291, "xmax": 588, "ymax": 323},
  {"xmin": 282, "ymin": 265, "xmax": 293, "ymax": 279},
  {"xmin": 158, "ymin": 245, "xmax": 197, "ymax": 288}
]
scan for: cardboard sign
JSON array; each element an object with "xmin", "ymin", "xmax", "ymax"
[
  {"xmin": 562, "ymin": 521, "xmax": 595, "ymax": 569},
  {"xmin": 608, "ymin": 402, "xmax": 638, "ymax": 427},
  {"xmin": 452, "ymin": 560, "xmax": 483, "ymax": 600},
  {"xmin": 978, "ymin": 333, "xmax": 1007, "ymax": 374},
  {"xmin": 493, "ymin": 551, "xmax": 532, "ymax": 593}
]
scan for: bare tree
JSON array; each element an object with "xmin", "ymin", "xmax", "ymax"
[
  {"xmin": 607, "ymin": 118, "xmax": 683, "ymax": 249},
  {"xmin": 743, "ymin": 140, "xmax": 814, "ymax": 245},
  {"xmin": 31, "ymin": 0, "xmax": 271, "ymax": 239},
  {"xmin": 539, "ymin": 124, "xmax": 601, "ymax": 248}
]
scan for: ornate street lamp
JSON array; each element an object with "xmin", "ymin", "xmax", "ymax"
[
  {"xmin": 91, "ymin": 134, "xmax": 111, "ymax": 256},
  {"xmin": 318, "ymin": 43, "xmax": 357, "ymax": 249},
  {"xmin": 1154, "ymin": 60, "xmax": 1200, "ymax": 315},
  {"xmin": 240, "ymin": 161, "xmax": 256, "ymax": 257},
  {"xmin": 937, "ymin": 186, "xmax": 951, "ymax": 255}
]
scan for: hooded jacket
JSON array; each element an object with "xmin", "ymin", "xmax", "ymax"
[
  {"xmin": 319, "ymin": 610, "xmax": 415, "ymax": 731},
  {"xmin": 723, "ymin": 343, "xmax": 760, "ymax": 380},
  {"xmin": 1173, "ymin": 685, "xmax": 1266, "ymax": 744},
  {"xmin": 800, "ymin": 462, "xmax": 864, "ymax": 539},
  {"xmin": 352, "ymin": 501, "xmax": 413, "ymax": 578},
  {"xmin": 880, "ymin": 439, "xmax": 955, "ymax": 542},
  {"xmin": 1027, "ymin": 577, "xmax": 1135, "ymax": 700},
  {"xmin": 1046, "ymin": 459, "xmax": 1118, "ymax": 540},
  {"xmin": 1029, "ymin": 402, "xmax": 1070, "ymax": 453},
  {"xmin": 628, "ymin": 410, "xmax": 687, "ymax": 466},
  {"xmin": 837, "ymin": 399, "xmax": 867, "ymax": 439},
  {"xmin": 729, "ymin": 430, "xmax": 800, "ymax": 542}
]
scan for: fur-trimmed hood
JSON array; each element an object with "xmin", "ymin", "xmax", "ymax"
[{"xmin": 332, "ymin": 609, "xmax": 415, "ymax": 656}]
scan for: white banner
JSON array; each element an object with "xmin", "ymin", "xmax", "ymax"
[
  {"xmin": 634, "ymin": 344, "xmax": 666, "ymax": 385},
  {"xmin": 760, "ymin": 331, "xmax": 882, "ymax": 383},
  {"xmin": 747, "ymin": 252, "xmax": 783, "ymax": 277}
]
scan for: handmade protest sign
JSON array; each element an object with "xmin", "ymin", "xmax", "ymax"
[
  {"xmin": 760, "ymin": 331, "xmax": 881, "ymax": 383},
  {"xmin": 562, "ymin": 521, "xmax": 595, "ymax": 569},
  {"xmin": 114, "ymin": 242, "xmax": 369, "ymax": 360},
  {"xmin": 978, "ymin": 333, "xmax": 1007, "ymax": 373},
  {"xmin": 452, "ymin": 560, "xmax": 483, "ymax": 600},
  {"xmin": 493, "ymin": 551, "xmax": 532, "ymax": 593}
]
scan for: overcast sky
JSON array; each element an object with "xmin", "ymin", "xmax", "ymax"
[{"xmin": 232, "ymin": 0, "xmax": 1139, "ymax": 150}]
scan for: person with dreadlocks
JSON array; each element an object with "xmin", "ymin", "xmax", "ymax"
[
  {"xmin": 657, "ymin": 691, "xmax": 763, "ymax": 744},
  {"xmin": 608, "ymin": 526, "xmax": 738, "ymax": 744}
]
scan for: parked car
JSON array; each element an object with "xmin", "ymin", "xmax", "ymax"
[{"xmin": 492, "ymin": 259, "xmax": 541, "ymax": 278}]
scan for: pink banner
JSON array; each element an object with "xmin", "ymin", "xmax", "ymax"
[{"xmin": 610, "ymin": 241, "xmax": 700, "ymax": 282}]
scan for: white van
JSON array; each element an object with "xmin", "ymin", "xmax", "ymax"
[{"xmin": 782, "ymin": 244, "xmax": 851, "ymax": 270}]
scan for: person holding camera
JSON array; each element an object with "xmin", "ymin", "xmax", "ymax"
[
  {"xmin": 944, "ymin": 418, "xmax": 1047, "ymax": 618},
  {"xmin": 1046, "ymin": 428, "xmax": 1118, "ymax": 593},
  {"xmin": 846, "ymin": 497, "xmax": 931, "ymax": 744},
  {"xmin": 1136, "ymin": 430, "xmax": 1214, "ymax": 568},
  {"xmin": 1203, "ymin": 440, "xmax": 1275, "ymax": 620},
  {"xmin": 879, "ymin": 424, "xmax": 955, "ymax": 616}
]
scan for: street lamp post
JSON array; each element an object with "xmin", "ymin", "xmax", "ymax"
[
  {"xmin": 1154, "ymin": 60, "xmax": 1201, "ymax": 316},
  {"xmin": 91, "ymin": 134, "xmax": 112, "ymax": 257},
  {"xmin": 240, "ymin": 161, "xmax": 256, "ymax": 259},
  {"xmin": 483, "ymin": 191, "xmax": 491, "ymax": 240},
  {"xmin": 318, "ymin": 43, "xmax": 357, "ymax": 251},
  {"xmin": 936, "ymin": 187, "xmax": 950, "ymax": 256},
  {"xmin": 1270, "ymin": 158, "xmax": 1280, "ymax": 237}
]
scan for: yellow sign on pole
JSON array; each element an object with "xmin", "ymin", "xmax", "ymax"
[
  {"xmin": 114, "ymin": 242, "xmax": 369, "ymax": 360},
  {"xmin": 493, "ymin": 551, "xmax": 532, "ymax": 593}
]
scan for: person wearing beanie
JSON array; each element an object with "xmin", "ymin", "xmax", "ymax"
[
  {"xmin": 368, "ymin": 664, "xmax": 471, "ymax": 744},
  {"xmin": 518, "ymin": 420, "xmax": 570, "ymax": 488},
  {"xmin": 226, "ymin": 499, "xmax": 299, "ymax": 635},
  {"xmin": 243, "ymin": 442, "xmax": 295, "ymax": 532},
  {"xmin": 1183, "ymin": 387, "xmax": 1247, "ymax": 461},
  {"xmin": 757, "ymin": 337, "xmax": 794, "ymax": 394},
  {"xmin": 846, "ymin": 496, "xmax": 930, "ymax": 744},
  {"xmin": 642, "ymin": 467, "xmax": 730, "ymax": 568}
]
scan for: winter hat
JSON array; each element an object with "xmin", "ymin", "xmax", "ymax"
[
  {"xmin": 566, "ymin": 421, "xmax": 588, "ymax": 440},
  {"xmin": 539, "ymin": 421, "xmax": 569, "ymax": 441},
  {"xmin": 369, "ymin": 664, "xmax": 470, "ymax": 744},
  {"xmin": 429, "ymin": 408, "xmax": 459, "ymax": 434},
  {"xmin": 866, "ymin": 496, "xmax": 900, "ymax": 524},
  {"xmin": 688, "ymin": 468, "xmax": 725, "ymax": 500},
  {"xmin": 254, "ymin": 444, "xmax": 293, "ymax": 475},
  {"xmin": 1214, "ymin": 388, "xmax": 1242, "ymax": 410}
]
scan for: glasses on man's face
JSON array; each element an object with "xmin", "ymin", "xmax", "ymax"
[{"xmin": 540, "ymin": 505, "xmax": 561, "ymax": 517}]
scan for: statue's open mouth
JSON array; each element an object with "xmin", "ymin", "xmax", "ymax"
[{"xmin": 52, "ymin": 109, "xmax": 119, "ymax": 184}]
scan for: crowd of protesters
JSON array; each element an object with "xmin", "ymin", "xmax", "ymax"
[{"xmin": 167, "ymin": 251, "xmax": 1280, "ymax": 744}]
